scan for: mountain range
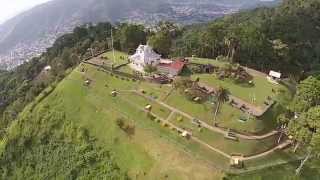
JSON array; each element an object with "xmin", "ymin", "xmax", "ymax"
[{"xmin": 0, "ymin": 0, "xmax": 281, "ymax": 70}]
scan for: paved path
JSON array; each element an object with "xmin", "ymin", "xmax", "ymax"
[{"xmin": 135, "ymin": 91, "xmax": 279, "ymax": 140}]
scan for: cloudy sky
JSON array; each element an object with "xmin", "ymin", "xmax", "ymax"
[{"xmin": 0, "ymin": 0, "xmax": 51, "ymax": 24}]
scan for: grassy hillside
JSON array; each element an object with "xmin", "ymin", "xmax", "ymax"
[
  {"xmin": 0, "ymin": 0, "xmax": 319, "ymax": 178},
  {"xmin": 0, "ymin": 64, "xmax": 224, "ymax": 179},
  {"xmin": 0, "ymin": 59, "xmax": 316, "ymax": 179}
]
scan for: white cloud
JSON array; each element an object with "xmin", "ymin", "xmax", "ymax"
[{"xmin": 0, "ymin": 0, "xmax": 51, "ymax": 24}]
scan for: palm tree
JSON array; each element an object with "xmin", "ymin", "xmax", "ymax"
[{"xmin": 213, "ymin": 86, "xmax": 229, "ymax": 126}]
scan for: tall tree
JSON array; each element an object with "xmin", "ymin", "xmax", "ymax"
[
  {"xmin": 117, "ymin": 24, "xmax": 147, "ymax": 53},
  {"xmin": 291, "ymin": 76, "xmax": 320, "ymax": 113},
  {"xmin": 288, "ymin": 106, "xmax": 320, "ymax": 175},
  {"xmin": 148, "ymin": 31, "xmax": 172, "ymax": 57},
  {"xmin": 213, "ymin": 87, "xmax": 229, "ymax": 125}
]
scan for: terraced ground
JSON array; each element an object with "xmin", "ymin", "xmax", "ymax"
[
  {"xmin": 35, "ymin": 64, "xmax": 225, "ymax": 179},
  {"xmin": 189, "ymin": 57, "xmax": 288, "ymax": 107},
  {"xmin": 29, "ymin": 62, "xmax": 301, "ymax": 177},
  {"xmin": 188, "ymin": 57, "xmax": 293, "ymax": 134}
]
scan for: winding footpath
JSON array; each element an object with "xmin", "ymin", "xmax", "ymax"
[
  {"xmin": 242, "ymin": 140, "xmax": 292, "ymax": 161},
  {"xmin": 122, "ymin": 92, "xmax": 292, "ymax": 161},
  {"xmin": 83, "ymin": 62, "xmax": 293, "ymax": 163},
  {"xmin": 129, "ymin": 91, "xmax": 294, "ymax": 162},
  {"xmin": 135, "ymin": 90, "xmax": 279, "ymax": 140}
]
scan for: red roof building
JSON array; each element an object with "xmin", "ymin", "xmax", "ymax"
[{"xmin": 157, "ymin": 60, "xmax": 186, "ymax": 76}]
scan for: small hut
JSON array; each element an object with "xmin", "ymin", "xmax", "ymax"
[
  {"xmin": 145, "ymin": 104, "xmax": 152, "ymax": 111},
  {"xmin": 267, "ymin": 70, "xmax": 281, "ymax": 84},
  {"xmin": 111, "ymin": 91, "xmax": 118, "ymax": 97},
  {"xmin": 230, "ymin": 155, "xmax": 244, "ymax": 168},
  {"xmin": 84, "ymin": 79, "xmax": 91, "ymax": 86},
  {"xmin": 181, "ymin": 131, "xmax": 191, "ymax": 138}
]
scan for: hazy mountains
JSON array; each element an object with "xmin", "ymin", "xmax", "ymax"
[{"xmin": 0, "ymin": 0, "xmax": 281, "ymax": 70}]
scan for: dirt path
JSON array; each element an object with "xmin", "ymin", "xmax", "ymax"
[
  {"xmin": 118, "ymin": 93, "xmax": 232, "ymax": 159},
  {"xmin": 120, "ymin": 92, "xmax": 293, "ymax": 162},
  {"xmin": 84, "ymin": 63, "xmax": 293, "ymax": 166},
  {"xmin": 243, "ymin": 140, "xmax": 292, "ymax": 161},
  {"xmin": 243, "ymin": 66, "xmax": 268, "ymax": 78},
  {"xmin": 166, "ymin": 111, "xmax": 176, "ymax": 121}
]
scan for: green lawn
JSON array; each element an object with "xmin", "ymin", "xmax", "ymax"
[
  {"xmin": 216, "ymin": 104, "xmax": 268, "ymax": 134},
  {"xmin": 116, "ymin": 64, "xmax": 135, "ymax": 74},
  {"xmin": 189, "ymin": 57, "xmax": 228, "ymax": 67},
  {"xmin": 165, "ymin": 90, "xmax": 270, "ymax": 134},
  {"xmin": 35, "ymin": 63, "xmax": 299, "ymax": 177},
  {"xmin": 38, "ymin": 63, "xmax": 226, "ymax": 179},
  {"xmin": 165, "ymin": 90, "xmax": 213, "ymax": 122},
  {"xmin": 120, "ymin": 92, "xmax": 172, "ymax": 120},
  {"xmin": 137, "ymin": 81, "xmax": 173, "ymax": 101},
  {"xmin": 192, "ymin": 73, "xmax": 283, "ymax": 107},
  {"xmin": 102, "ymin": 50, "xmax": 129, "ymax": 67},
  {"xmin": 188, "ymin": 57, "xmax": 288, "ymax": 107},
  {"xmin": 168, "ymin": 113, "xmax": 278, "ymax": 156}
]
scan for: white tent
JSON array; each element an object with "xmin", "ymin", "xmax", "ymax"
[
  {"xmin": 269, "ymin": 70, "xmax": 281, "ymax": 79},
  {"xmin": 267, "ymin": 70, "xmax": 282, "ymax": 84}
]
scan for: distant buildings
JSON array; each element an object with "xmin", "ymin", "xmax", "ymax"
[{"xmin": 0, "ymin": 2, "xmax": 240, "ymax": 70}]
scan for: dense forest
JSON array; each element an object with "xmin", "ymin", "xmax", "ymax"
[
  {"xmin": 0, "ymin": 22, "xmax": 146, "ymax": 178},
  {"xmin": 0, "ymin": 22, "xmax": 148, "ymax": 136},
  {"xmin": 0, "ymin": 0, "xmax": 319, "ymax": 178},
  {"xmin": 169, "ymin": 0, "xmax": 320, "ymax": 78}
]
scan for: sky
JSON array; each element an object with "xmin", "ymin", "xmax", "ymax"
[{"xmin": 0, "ymin": 0, "xmax": 51, "ymax": 24}]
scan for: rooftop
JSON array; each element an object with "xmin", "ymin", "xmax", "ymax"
[{"xmin": 158, "ymin": 60, "xmax": 185, "ymax": 71}]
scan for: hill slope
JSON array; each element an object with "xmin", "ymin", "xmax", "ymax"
[{"xmin": 0, "ymin": 62, "xmax": 224, "ymax": 179}]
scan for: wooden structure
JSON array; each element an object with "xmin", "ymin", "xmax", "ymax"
[
  {"xmin": 267, "ymin": 70, "xmax": 282, "ymax": 84},
  {"xmin": 230, "ymin": 155, "xmax": 244, "ymax": 168}
]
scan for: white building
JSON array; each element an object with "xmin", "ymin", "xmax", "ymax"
[
  {"xmin": 129, "ymin": 45, "xmax": 161, "ymax": 72},
  {"xmin": 267, "ymin": 70, "xmax": 282, "ymax": 84}
]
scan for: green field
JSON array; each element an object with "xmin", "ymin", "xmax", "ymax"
[
  {"xmin": 165, "ymin": 90, "xmax": 273, "ymax": 134},
  {"xmin": 35, "ymin": 63, "xmax": 226, "ymax": 179},
  {"xmin": 120, "ymin": 92, "xmax": 172, "ymax": 119},
  {"xmin": 102, "ymin": 50, "xmax": 129, "ymax": 67},
  {"xmin": 191, "ymin": 74, "xmax": 282, "ymax": 107},
  {"xmin": 116, "ymin": 64, "xmax": 135, "ymax": 74},
  {"xmin": 189, "ymin": 57, "xmax": 228, "ymax": 67},
  {"xmin": 20, "ymin": 62, "xmax": 299, "ymax": 178},
  {"xmin": 168, "ymin": 113, "xmax": 277, "ymax": 156},
  {"xmin": 182, "ymin": 57, "xmax": 293, "ymax": 134},
  {"xmin": 189, "ymin": 57, "xmax": 287, "ymax": 107}
]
